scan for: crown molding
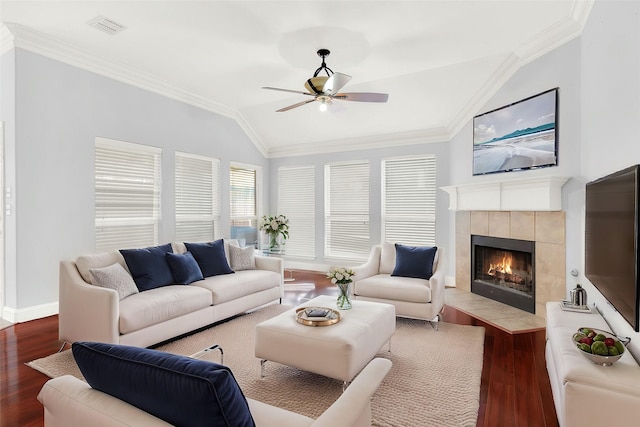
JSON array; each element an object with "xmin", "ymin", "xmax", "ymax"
[
  {"xmin": 0, "ymin": 23, "xmax": 15, "ymax": 56},
  {"xmin": 234, "ymin": 112, "xmax": 270, "ymax": 158},
  {"xmin": 268, "ymin": 127, "xmax": 450, "ymax": 158},
  {"xmin": 4, "ymin": 23, "xmax": 237, "ymax": 119}
]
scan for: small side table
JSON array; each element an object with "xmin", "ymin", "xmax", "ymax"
[{"xmin": 261, "ymin": 248, "xmax": 295, "ymax": 282}]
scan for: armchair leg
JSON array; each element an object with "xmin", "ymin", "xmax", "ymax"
[{"xmin": 428, "ymin": 313, "xmax": 442, "ymax": 331}]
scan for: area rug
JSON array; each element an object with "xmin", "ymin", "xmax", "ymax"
[{"xmin": 28, "ymin": 304, "xmax": 485, "ymax": 427}]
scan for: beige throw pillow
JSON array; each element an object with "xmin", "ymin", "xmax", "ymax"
[
  {"xmin": 89, "ymin": 263, "xmax": 139, "ymax": 300},
  {"xmin": 228, "ymin": 245, "xmax": 256, "ymax": 271}
]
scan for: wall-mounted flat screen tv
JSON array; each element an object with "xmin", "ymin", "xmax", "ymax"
[
  {"xmin": 585, "ymin": 164, "xmax": 640, "ymax": 332},
  {"xmin": 473, "ymin": 88, "xmax": 558, "ymax": 176}
]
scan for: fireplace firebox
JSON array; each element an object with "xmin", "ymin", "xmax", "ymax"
[{"xmin": 471, "ymin": 235, "xmax": 535, "ymax": 313}]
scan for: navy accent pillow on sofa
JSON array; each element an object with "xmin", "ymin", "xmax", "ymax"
[
  {"xmin": 391, "ymin": 244, "xmax": 437, "ymax": 280},
  {"xmin": 184, "ymin": 240, "xmax": 234, "ymax": 278},
  {"xmin": 72, "ymin": 342, "xmax": 255, "ymax": 427},
  {"xmin": 166, "ymin": 251, "xmax": 204, "ymax": 285},
  {"xmin": 119, "ymin": 243, "xmax": 174, "ymax": 291}
]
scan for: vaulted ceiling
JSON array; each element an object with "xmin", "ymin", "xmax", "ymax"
[{"xmin": 1, "ymin": 1, "xmax": 593, "ymax": 157}]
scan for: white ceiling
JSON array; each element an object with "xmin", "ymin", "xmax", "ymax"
[{"xmin": 0, "ymin": 1, "xmax": 592, "ymax": 157}]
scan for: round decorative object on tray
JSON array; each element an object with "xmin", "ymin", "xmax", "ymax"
[
  {"xmin": 571, "ymin": 327, "xmax": 631, "ymax": 366},
  {"xmin": 295, "ymin": 306, "xmax": 340, "ymax": 327}
]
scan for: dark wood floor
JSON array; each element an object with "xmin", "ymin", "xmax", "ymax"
[{"xmin": 0, "ymin": 270, "xmax": 558, "ymax": 427}]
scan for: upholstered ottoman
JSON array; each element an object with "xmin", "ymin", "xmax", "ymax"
[{"xmin": 255, "ymin": 295, "xmax": 395, "ymax": 384}]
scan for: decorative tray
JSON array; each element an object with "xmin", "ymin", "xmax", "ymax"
[
  {"xmin": 560, "ymin": 300, "xmax": 595, "ymax": 313},
  {"xmin": 295, "ymin": 306, "xmax": 340, "ymax": 327}
]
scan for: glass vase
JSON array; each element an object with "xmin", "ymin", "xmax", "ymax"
[{"xmin": 336, "ymin": 281, "xmax": 352, "ymax": 310}]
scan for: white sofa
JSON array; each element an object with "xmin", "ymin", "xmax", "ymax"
[
  {"xmin": 38, "ymin": 358, "xmax": 392, "ymax": 427},
  {"xmin": 545, "ymin": 301, "xmax": 640, "ymax": 427},
  {"xmin": 59, "ymin": 240, "xmax": 283, "ymax": 348},
  {"xmin": 352, "ymin": 243, "xmax": 445, "ymax": 325}
]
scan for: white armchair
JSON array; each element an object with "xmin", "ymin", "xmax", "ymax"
[{"xmin": 352, "ymin": 243, "xmax": 445, "ymax": 328}]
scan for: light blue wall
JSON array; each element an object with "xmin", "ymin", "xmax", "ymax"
[
  {"xmin": 4, "ymin": 48, "xmax": 270, "ymax": 310},
  {"xmin": 269, "ymin": 141, "xmax": 450, "ymax": 269}
]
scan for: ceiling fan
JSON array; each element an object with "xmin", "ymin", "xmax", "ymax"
[{"xmin": 262, "ymin": 49, "xmax": 389, "ymax": 112}]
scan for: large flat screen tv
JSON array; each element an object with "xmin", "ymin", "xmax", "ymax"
[
  {"xmin": 585, "ymin": 164, "xmax": 640, "ymax": 332},
  {"xmin": 473, "ymin": 88, "xmax": 558, "ymax": 176}
]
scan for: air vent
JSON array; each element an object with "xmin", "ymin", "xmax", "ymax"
[{"xmin": 87, "ymin": 15, "xmax": 127, "ymax": 35}]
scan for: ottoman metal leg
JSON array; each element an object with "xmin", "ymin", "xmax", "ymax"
[
  {"xmin": 260, "ymin": 359, "xmax": 268, "ymax": 378},
  {"xmin": 191, "ymin": 344, "xmax": 224, "ymax": 365}
]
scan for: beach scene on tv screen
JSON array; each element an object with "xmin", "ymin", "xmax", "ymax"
[{"xmin": 473, "ymin": 89, "xmax": 557, "ymax": 175}]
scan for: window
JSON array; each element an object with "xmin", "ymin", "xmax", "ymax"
[
  {"xmin": 278, "ymin": 165, "xmax": 315, "ymax": 258},
  {"xmin": 382, "ymin": 155, "xmax": 436, "ymax": 246},
  {"xmin": 175, "ymin": 152, "xmax": 220, "ymax": 242},
  {"xmin": 95, "ymin": 138, "xmax": 161, "ymax": 252},
  {"xmin": 230, "ymin": 164, "xmax": 261, "ymax": 248},
  {"xmin": 325, "ymin": 161, "xmax": 370, "ymax": 259}
]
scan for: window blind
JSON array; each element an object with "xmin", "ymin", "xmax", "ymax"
[
  {"xmin": 382, "ymin": 155, "xmax": 436, "ymax": 246},
  {"xmin": 278, "ymin": 165, "xmax": 315, "ymax": 258},
  {"xmin": 230, "ymin": 165, "xmax": 259, "ymax": 247},
  {"xmin": 95, "ymin": 138, "xmax": 161, "ymax": 252},
  {"xmin": 325, "ymin": 161, "xmax": 370, "ymax": 259},
  {"xmin": 175, "ymin": 152, "xmax": 220, "ymax": 242}
]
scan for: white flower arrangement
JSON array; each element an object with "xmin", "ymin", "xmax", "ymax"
[
  {"xmin": 327, "ymin": 266, "xmax": 355, "ymax": 285},
  {"xmin": 259, "ymin": 214, "xmax": 289, "ymax": 248},
  {"xmin": 328, "ymin": 266, "xmax": 355, "ymax": 309}
]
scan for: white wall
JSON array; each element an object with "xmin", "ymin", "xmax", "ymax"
[
  {"xmin": 448, "ymin": 0, "xmax": 640, "ymax": 359},
  {"xmin": 578, "ymin": 0, "xmax": 640, "ymax": 359},
  {"xmin": 1, "ymin": 48, "xmax": 270, "ymax": 318}
]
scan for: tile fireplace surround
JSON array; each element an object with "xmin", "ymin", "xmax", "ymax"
[{"xmin": 455, "ymin": 210, "xmax": 566, "ymax": 318}]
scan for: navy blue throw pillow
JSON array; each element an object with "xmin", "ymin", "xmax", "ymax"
[
  {"xmin": 119, "ymin": 243, "xmax": 174, "ymax": 291},
  {"xmin": 72, "ymin": 342, "xmax": 255, "ymax": 427},
  {"xmin": 391, "ymin": 244, "xmax": 437, "ymax": 280},
  {"xmin": 184, "ymin": 240, "xmax": 234, "ymax": 278},
  {"xmin": 166, "ymin": 251, "xmax": 204, "ymax": 285}
]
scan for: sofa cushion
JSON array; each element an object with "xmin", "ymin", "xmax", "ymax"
[
  {"xmin": 228, "ymin": 244, "xmax": 256, "ymax": 271},
  {"xmin": 354, "ymin": 274, "xmax": 432, "ymax": 303},
  {"xmin": 379, "ymin": 243, "xmax": 396, "ymax": 274},
  {"xmin": 192, "ymin": 270, "xmax": 280, "ymax": 305},
  {"xmin": 89, "ymin": 263, "xmax": 139, "ymax": 300},
  {"xmin": 391, "ymin": 244, "xmax": 437, "ymax": 280},
  {"xmin": 119, "ymin": 244, "xmax": 174, "ymax": 291},
  {"xmin": 166, "ymin": 251, "xmax": 204, "ymax": 285},
  {"xmin": 72, "ymin": 342, "xmax": 256, "ymax": 427},
  {"xmin": 118, "ymin": 285, "xmax": 212, "ymax": 334},
  {"xmin": 185, "ymin": 240, "xmax": 235, "ymax": 278}
]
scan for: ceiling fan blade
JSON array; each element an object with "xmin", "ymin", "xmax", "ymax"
[
  {"xmin": 334, "ymin": 92, "xmax": 389, "ymax": 103},
  {"xmin": 322, "ymin": 72, "xmax": 352, "ymax": 95},
  {"xmin": 276, "ymin": 98, "xmax": 317, "ymax": 112},
  {"xmin": 262, "ymin": 87, "xmax": 314, "ymax": 96}
]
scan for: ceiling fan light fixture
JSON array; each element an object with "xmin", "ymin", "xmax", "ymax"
[
  {"xmin": 319, "ymin": 100, "xmax": 328, "ymax": 112},
  {"xmin": 304, "ymin": 76, "xmax": 329, "ymax": 94}
]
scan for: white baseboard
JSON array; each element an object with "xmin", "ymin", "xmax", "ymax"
[
  {"xmin": 445, "ymin": 275, "xmax": 457, "ymax": 287},
  {"xmin": 2, "ymin": 301, "xmax": 58, "ymax": 323}
]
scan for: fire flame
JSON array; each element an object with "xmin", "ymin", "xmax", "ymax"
[{"xmin": 487, "ymin": 253, "xmax": 513, "ymax": 275}]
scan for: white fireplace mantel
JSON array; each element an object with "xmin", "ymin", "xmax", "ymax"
[{"xmin": 440, "ymin": 176, "xmax": 569, "ymax": 211}]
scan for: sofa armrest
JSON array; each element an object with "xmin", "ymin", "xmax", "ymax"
[
  {"xmin": 311, "ymin": 358, "xmax": 392, "ymax": 427},
  {"xmin": 255, "ymin": 255, "xmax": 285, "ymax": 298},
  {"xmin": 352, "ymin": 245, "xmax": 381, "ymax": 282},
  {"xmin": 428, "ymin": 249, "xmax": 446, "ymax": 314},
  {"xmin": 58, "ymin": 260, "xmax": 120, "ymax": 344},
  {"xmin": 38, "ymin": 375, "xmax": 171, "ymax": 426}
]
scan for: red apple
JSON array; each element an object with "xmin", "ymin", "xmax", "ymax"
[{"xmin": 604, "ymin": 337, "xmax": 615, "ymax": 347}]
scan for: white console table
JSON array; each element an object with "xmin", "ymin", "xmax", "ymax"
[{"xmin": 545, "ymin": 302, "xmax": 640, "ymax": 427}]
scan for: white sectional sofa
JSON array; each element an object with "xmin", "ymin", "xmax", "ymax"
[
  {"xmin": 545, "ymin": 301, "xmax": 640, "ymax": 427},
  {"xmin": 59, "ymin": 239, "xmax": 283, "ymax": 348}
]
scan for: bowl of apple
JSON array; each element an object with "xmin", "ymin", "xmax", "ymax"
[{"xmin": 572, "ymin": 327, "xmax": 631, "ymax": 366}]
